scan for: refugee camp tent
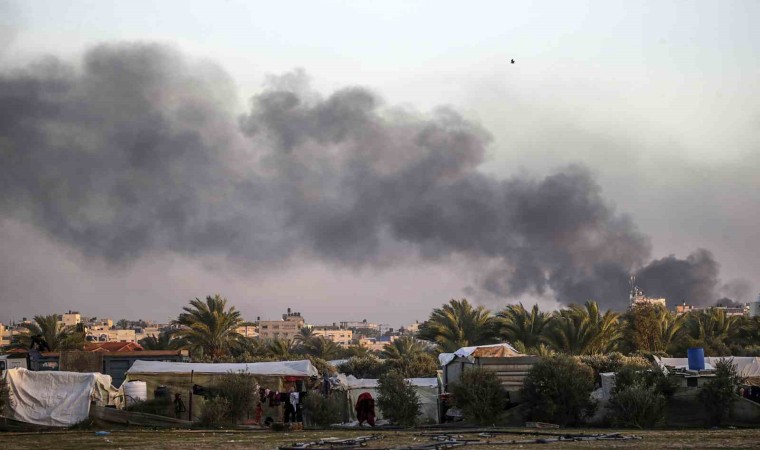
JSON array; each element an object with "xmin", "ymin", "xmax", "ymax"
[
  {"xmin": 3, "ymin": 368, "xmax": 115, "ymax": 427},
  {"xmin": 656, "ymin": 356, "xmax": 760, "ymax": 386},
  {"xmin": 336, "ymin": 374, "xmax": 439, "ymax": 424},
  {"xmin": 124, "ymin": 359, "xmax": 319, "ymax": 421},
  {"xmin": 438, "ymin": 343, "xmax": 537, "ymax": 398}
]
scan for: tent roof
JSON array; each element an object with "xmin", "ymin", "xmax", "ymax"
[
  {"xmin": 339, "ymin": 374, "xmax": 437, "ymax": 389},
  {"xmin": 127, "ymin": 359, "xmax": 319, "ymax": 377},
  {"xmin": 438, "ymin": 343, "xmax": 522, "ymax": 366},
  {"xmin": 655, "ymin": 356, "xmax": 760, "ymax": 380}
]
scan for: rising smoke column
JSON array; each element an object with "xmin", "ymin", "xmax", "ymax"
[{"xmin": 0, "ymin": 42, "xmax": 726, "ymax": 309}]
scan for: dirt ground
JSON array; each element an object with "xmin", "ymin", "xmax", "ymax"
[{"xmin": 3, "ymin": 427, "xmax": 760, "ymax": 450}]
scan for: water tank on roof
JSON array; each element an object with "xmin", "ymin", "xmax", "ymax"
[{"xmin": 687, "ymin": 347, "xmax": 705, "ymax": 371}]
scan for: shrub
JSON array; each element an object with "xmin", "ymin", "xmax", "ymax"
[
  {"xmin": 387, "ymin": 353, "xmax": 438, "ymax": 378},
  {"xmin": 303, "ymin": 393, "xmax": 342, "ymax": 427},
  {"xmin": 521, "ymin": 355, "xmax": 596, "ymax": 426},
  {"xmin": 217, "ymin": 371, "xmax": 258, "ymax": 423},
  {"xmin": 449, "ymin": 367, "xmax": 507, "ymax": 425},
  {"xmin": 199, "ymin": 397, "xmax": 231, "ymax": 427},
  {"xmin": 338, "ymin": 356, "xmax": 386, "ymax": 379},
  {"xmin": 613, "ymin": 364, "xmax": 678, "ymax": 399},
  {"xmin": 578, "ymin": 353, "xmax": 650, "ymax": 384},
  {"xmin": 699, "ymin": 358, "xmax": 745, "ymax": 426},
  {"xmin": 608, "ymin": 382, "xmax": 666, "ymax": 428},
  {"xmin": 377, "ymin": 370, "xmax": 420, "ymax": 427},
  {"xmin": 0, "ymin": 377, "xmax": 8, "ymax": 414}
]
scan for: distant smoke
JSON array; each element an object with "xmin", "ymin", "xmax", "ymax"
[
  {"xmin": 634, "ymin": 249, "xmax": 720, "ymax": 307},
  {"xmin": 714, "ymin": 297, "xmax": 744, "ymax": 308},
  {"xmin": 0, "ymin": 43, "xmax": 731, "ymax": 310}
]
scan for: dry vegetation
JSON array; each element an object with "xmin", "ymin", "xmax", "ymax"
[{"xmin": 3, "ymin": 428, "xmax": 760, "ymax": 450}]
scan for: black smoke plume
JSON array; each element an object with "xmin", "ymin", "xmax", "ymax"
[{"xmin": 0, "ymin": 43, "xmax": 728, "ymax": 310}]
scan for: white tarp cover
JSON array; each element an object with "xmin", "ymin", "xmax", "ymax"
[
  {"xmin": 439, "ymin": 343, "xmax": 521, "ymax": 367},
  {"xmin": 337, "ymin": 375, "xmax": 439, "ymax": 424},
  {"xmin": 656, "ymin": 356, "xmax": 760, "ymax": 384},
  {"xmin": 126, "ymin": 359, "xmax": 319, "ymax": 377},
  {"xmin": 5, "ymin": 368, "xmax": 113, "ymax": 427}
]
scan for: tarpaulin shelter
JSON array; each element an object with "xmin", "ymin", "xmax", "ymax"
[
  {"xmin": 3, "ymin": 368, "xmax": 115, "ymax": 427},
  {"xmin": 334, "ymin": 374, "xmax": 440, "ymax": 424},
  {"xmin": 124, "ymin": 360, "xmax": 319, "ymax": 421},
  {"xmin": 438, "ymin": 343, "xmax": 537, "ymax": 398},
  {"xmin": 656, "ymin": 356, "xmax": 760, "ymax": 386}
]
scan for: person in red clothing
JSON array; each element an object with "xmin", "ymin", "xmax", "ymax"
[{"xmin": 355, "ymin": 392, "xmax": 376, "ymax": 427}]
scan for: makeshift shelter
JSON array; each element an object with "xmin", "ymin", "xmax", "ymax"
[
  {"xmin": 335, "ymin": 375, "xmax": 439, "ymax": 424},
  {"xmin": 124, "ymin": 360, "xmax": 319, "ymax": 421},
  {"xmin": 656, "ymin": 356, "xmax": 760, "ymax": 386},
  {"xmin": 438, "ymin": 343, "xmax": 538, "ymax": 398},
  {"xmin": 3, "ymin": 368, "xmax": 115, "ymax": 427}
]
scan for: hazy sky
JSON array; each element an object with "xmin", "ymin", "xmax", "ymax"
[{"xmin": 1, "ymin": 0, "xmax": 759, "ymax": 327}]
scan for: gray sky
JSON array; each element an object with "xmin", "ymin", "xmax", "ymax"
[{"xmin": 1, "ymin": 0, "xmax": 758, "ymax": 327}]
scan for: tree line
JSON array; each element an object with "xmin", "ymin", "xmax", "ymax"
[{"xmin": 6, "ymin": 295, "xmax": 760, "ymax": 365}]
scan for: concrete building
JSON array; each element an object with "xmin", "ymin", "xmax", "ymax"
[
  {"xmin": 311, "ymin": 326, "xmax": 353, "ymax": 346},
  {"xmin": 236, "ymin": 324, "xmax": 259, "ymax": 338},
  {"xmin": 62, "ymin": 311, "xmax": 82, "ymax": 327},
  {"xmin": 359, "ymin": 335, "xmax": 397, "ymax": 352},
  {"xmin": 258, "ymin": 308, "xmax": 305, "ymax": 342},
  {"xmin": 0, "ymin": 323, "xmax": 9, "ymax": 347}
]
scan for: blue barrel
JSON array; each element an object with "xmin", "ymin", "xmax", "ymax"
[{"xmin": 687, "ymin": 347, "xmax": 705, "ymax": 371}]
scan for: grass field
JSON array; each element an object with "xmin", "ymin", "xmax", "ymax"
[{"xmin": 3, "ymin": 427, "xmax": 760, "ymax": 450}]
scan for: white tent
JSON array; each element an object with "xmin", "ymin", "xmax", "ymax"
[
  {"xmin": 4, "ymin": 368, "xmax": 114, "ymax": 427},
  {"xmin": 337, "ymin": 374, "xmax": 439, "ymax": 424},
  {"xmin": 656, "ymin": 356, "xmax": 760, "ymax": 385},
  {"xmin": 127, "ymin": 359, "xmax": 319, "ymax": 377}
]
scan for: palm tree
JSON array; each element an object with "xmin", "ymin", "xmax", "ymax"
[
  {"xmin": 293, "ymin": 327, "xmax": 315, "ymax": 345},
  {"xmin": 681, "ymin": 308, "xmax": 739, "ymax": 356},
  {"xmin": 380, "ymin": 336, "xmax": 432, "ymax": 361},
  {"xmin": 417, "ymin": 299, "xmax": 497, "ymax": 352},
  {"xmin": 116, "ymin": 319, "xmax": 130, "ymax": 330},
  {"xmin": 497, "ymin": 303, "xmax": 551, "ymax": 350},
  {"xmin": 139, "ymin": 331, "xmax": 175, "ymax": 350},
  {"xmin": 302, "ymin": 337, "xmax": 342, "ymax": 360},
  {"xmin": 343, "ymin": 344, "xmax": 372, "ymax": 358},
  {"xmin": 543, "ymin": 301, "xmax": 621, "ymax": 355},
  {"xmin": 265, "ymin": 338, "xmax": 294, "ymax": 359},
  {"xmin": 13, "ymin": 315, "xmax": 84, "ymax": 351},
  {"xmin": 172, "ymin": 294, "xmax": 243, "ymax": 361},
  {"xmin": 657, "ymin": 308, "xmax": 686, "ymax": 354}
]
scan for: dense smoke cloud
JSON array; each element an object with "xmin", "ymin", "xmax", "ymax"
[{"xmin": 0, "ymin": 43, "xmax": 732, "ymax": 310}]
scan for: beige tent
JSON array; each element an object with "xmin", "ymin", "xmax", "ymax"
[{"xmin": 124, "ymin": 360, "xmax": 319, "ymax": 421}]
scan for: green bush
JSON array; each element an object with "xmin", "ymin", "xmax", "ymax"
[
  {"xmin": 199, "ymin": 397, "xmax": 231, "ymax": 427},
  {"xmin": 303, "ymin": 393, "xmax": 342, "ymax": 427},
  {"xmin": 377, "ymin": 370, "xmax": 420, "ymax": 427},
  {"xmin": 219, "ymin": 371, "xmax": 258, "ymax": 423},
  {"xmin": 338, "ymin": 356, "xmax": 386, "ymax": 378},
  {"xmin": 613, "ymin": 365, "xmax": 678, "ymax": 399},
  {"xmin": 608, "ymin": 382, "xmax": 666, "ymax": 428},
  {"xmin": 0, "ymin": 377, "xmax": 8, "ymax": 414},
  {"xmin": 699, "ymin": 358, "xmax": 745, "ymax": 426},
  {"xmin": 386, "ymin": 353, "xmax": 438, "ymax": 378},
  {"xmin": 521, "ymin": 355, "xmax": 596, "ymax": 426},
  {"xmin": 578, "ymin": 353, "xmax": 650, "ymax": 384},
  {"xmin": 449, "ymin": 367, "xmax": 507, "ymax": 425}
]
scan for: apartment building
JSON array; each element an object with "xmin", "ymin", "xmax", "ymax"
[
  {"xmin": 258, "ymin": 308, "xmax": 305, "ymax": 342},
  {"xmin": 62, "ymin": 311, "xmax": 82, "ymax": 327},
  {"xmin": 311, "ymin": 326, "xmax": 353, "ymax": 346}
]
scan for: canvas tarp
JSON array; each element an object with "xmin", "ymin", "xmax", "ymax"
[
  {"xmin": 124, "ymin": 360, "xmax": 318, "ymax": 422},
  {"xmin": 438, "ymin": 343, "xmax": 521, "ymax": 366},
  {"xmin": 656, "ymin": 356, "xmax": 760, "ymax": 385},
  {"xmin": 4, "ymin": 368, "xmax": 114, "ymax": 427},
  {"xmin": 126, "ymin": 359, "xmax": 319, "ymax": 377},
  {"xmin": 337, "ymin": 375, "xmax": 439, "ymax": 424}
]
